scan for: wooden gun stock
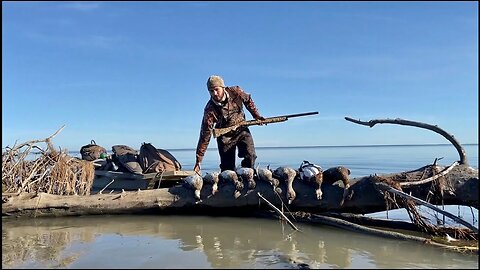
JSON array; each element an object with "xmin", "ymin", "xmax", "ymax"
[{"xmin": 212, "ymin": 111, "xmax": 318, "ymax": 138}]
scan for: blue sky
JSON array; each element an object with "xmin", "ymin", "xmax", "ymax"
[{"xmin": 2, "ymin": 1, "xmax": 478, "ymax": 152}]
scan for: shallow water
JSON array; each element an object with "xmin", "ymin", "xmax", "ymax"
[
  {"xmin": 2, "ymin": 215, "xmax": 478, "ymax": 269},
  {"xmin": 3, "ymin": 144, "xmax": 478, "ymax": 269}
]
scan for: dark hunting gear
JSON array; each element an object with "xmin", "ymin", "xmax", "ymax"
[
  {"xmin": 212, "ymin": 111, "xmax": 319, "ymax": 138},
  {"xmin": 138, "ymin": 142, "xmax": 182, "ymax": 174},
  {"xmin": 80, "ymin": 140, "xmax": 107, "ymax": 161},
  {"xmin": 111, "ymin": 145, "xmax": 143, "ymax": 174}
]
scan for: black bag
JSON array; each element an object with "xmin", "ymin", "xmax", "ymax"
[
  {"xmin": 111, "ymin": 145, "xmax": 143, "ymax": 174},
  {"xmin": 138, "ymin": 142, "xmax": 182, "ymax": 173},
  {"xmin": 80, "ymin": 140, "xmax": 107, "ymax": 161}
]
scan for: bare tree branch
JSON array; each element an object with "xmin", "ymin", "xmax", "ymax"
[
  {"xmin": 400, "ymin": 161, "xmax": 459, "ymax": 187},
  {"xmin": 344, "ymin": 117, "xmax": 468, "ymax": 165},
  {"xmin": 375, "ymin": 182, "xmax": 478, "ymax": 233},
  {"xmin": 9, "ymin": 125, "xmax": 66, "ymax": 151}
]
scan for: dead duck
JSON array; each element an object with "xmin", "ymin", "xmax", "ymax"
[
  {"xmin": 203, "ymin": 171, "xmax": 220, "ymax": 195},
  {"xmin": 255, "ymin": 166, "xmax": 282, "ymax": 194},
  {"xmin": 182, "ymin": 173, "xmax": 203, "ymax": 201},
  {"xmin": 236, "ymin": 167, "xmax": 256, "ymax": 190},
  {"xmin": 273, "ymin": 166, "xmax": 297, "ymax": 204},
  {"xmin": 323, "ymin": 166, "xmax": 351, "ymax": 206},
  {"xmin": 219, "ymin": 170, "xmax": 243, "ymax": 199},
  {"xmin": 298, "ymin": 160, "xmax": 324, "ymax": 200}
]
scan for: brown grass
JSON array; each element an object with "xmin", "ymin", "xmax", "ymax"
[{"xmin": 2, "ymin": 126, "xmax": 94, "ymax": 196}]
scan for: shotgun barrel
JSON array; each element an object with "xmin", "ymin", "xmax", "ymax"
[{"xmin": 212, "ymin": 111, "xmax": 318, "ymax": 138}]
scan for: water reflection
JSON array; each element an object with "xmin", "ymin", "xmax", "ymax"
[{"xmin": 2, "ymin": 215, "xmax": 478, "ymax": 269}]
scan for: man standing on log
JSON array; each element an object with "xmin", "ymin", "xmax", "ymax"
[{"xmin": 194, "ymin": 75, "xmax": 265, "ymax": 173}]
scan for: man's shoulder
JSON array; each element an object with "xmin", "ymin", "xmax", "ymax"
[
  {"xmin": 226, "ymin": 85, "xmax": 242, "ymax": 91},
  {"xmin": 204, "ymin": 100, "xmax": 217, "ymax": 112},
  {"xmin": 225, "ymin": 85, "xmax": 244, "ymax": 95}
]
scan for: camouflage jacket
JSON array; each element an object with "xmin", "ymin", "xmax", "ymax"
[{"xmin": 195, "ymin": 86, "xmax": 262, "ymax": 164}]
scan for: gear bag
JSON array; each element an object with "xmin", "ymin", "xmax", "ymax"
[
  {"xmin": 111, "ymin": 145, "xmax": 143, "ymax": 174},
  {"xmin": 80, "ymin": 140, "xmax": 107, "ymax": 161},
  {"xmin": 138, "ymin": 142, "xmax": 182, "ymax": 173}
]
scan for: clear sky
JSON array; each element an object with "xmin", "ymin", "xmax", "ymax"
[{"xmin": 2, "ymin": 1, "xmax": 478, "ymax": 152}]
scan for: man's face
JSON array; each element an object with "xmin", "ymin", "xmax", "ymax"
[{"xmin": 208, "ymin": 86, "xmax": 225, "ymax": 102}]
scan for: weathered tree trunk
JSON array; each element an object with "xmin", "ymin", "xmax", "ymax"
[{"xmin": 2, "ymin": 163, "xmax": 477, "ymax": 218}]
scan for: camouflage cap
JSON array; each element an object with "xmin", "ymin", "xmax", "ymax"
[{"xmin": 207, "ymin": 75, "xmax": 225, "ymax": 89}]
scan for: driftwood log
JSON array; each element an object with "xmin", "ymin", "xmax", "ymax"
[
  {"xmin": 2, "ymin": 117, "xmax": 478, "ymax": 220},
  {"xmin": 2, "ymin": 162, "xmax": 478, "ymax": 218}
]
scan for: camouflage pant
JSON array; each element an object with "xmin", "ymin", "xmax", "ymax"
[{"xmin": 216, "ymin": 128, "xmax": 257, "ymax": 171}]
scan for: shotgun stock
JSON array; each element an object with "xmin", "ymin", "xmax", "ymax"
[{"xmin": 212, "ymin": 111, "xmax": 318, "ymax": 138}]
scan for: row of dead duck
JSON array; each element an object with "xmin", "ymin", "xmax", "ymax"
[{"xmin": 182, "ymin": 161, "xmax": 352, "ymax": 206}]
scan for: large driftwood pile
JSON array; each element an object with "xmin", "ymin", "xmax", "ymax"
[{"xmin": 2, "ymin": 118, "xmax": 479, "ymax": 251}]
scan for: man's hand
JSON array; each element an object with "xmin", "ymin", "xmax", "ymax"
[
  {"xmin": 257, "ymin": 116, "xmax": 266, "ymax": 125},
  {"xmin": 194, "ymin": 162, "xmax": 201, "ymax": 174}
]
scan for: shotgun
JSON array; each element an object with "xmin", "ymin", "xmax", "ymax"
[{"xmin": 212, "ymin": 111, "xmax": 319, "ymax": 138}]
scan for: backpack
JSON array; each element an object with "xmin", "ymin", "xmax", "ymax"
[
  {"xmin": 111, "ymin": 145, "xmax": 143, "ymax": 174},
  {"xmin": 80, "ymin": 140, "xmax": 107, "ymax": 161},
  {"xmin": 138, "ymin": 142, "xmax": 182, "ymax": 173}
]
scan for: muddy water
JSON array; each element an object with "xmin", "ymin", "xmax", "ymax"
[{"xmin": 2, "ymin": 215, "xmax": 478, "ymax": 269}]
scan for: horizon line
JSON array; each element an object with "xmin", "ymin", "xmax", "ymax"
[
  {"xmin": 167, "ymin": 143, "xmax": 479, "ymax": 151},
  {"xmin": 60, "ymin": 142, "xmax": 478, "ymax": 153}
]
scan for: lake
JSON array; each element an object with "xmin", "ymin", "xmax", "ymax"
[{"xmin": 2, "ymin": 144, "xmax": 478, "ymax": 269}]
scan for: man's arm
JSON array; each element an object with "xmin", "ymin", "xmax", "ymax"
[
  {"xmin": 232, "ymin": 86, "xmax": 264, "ymax": 120},
  {"xmin": 194, "ymin": 109, "xmax": 217, "ymax": 173}
]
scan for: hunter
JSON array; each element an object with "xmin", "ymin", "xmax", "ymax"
[{"xmin": 194, "ymin": 75, "xmax": 265, "ymax": 173}]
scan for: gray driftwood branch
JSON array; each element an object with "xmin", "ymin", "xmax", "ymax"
[
  {"xmin": 344, "ymin": 117, "xmax": 468, "ymax": 165},
  {"xmin": 375, "ymin": 182, "xmax": 478, "ymax": 233},
  {"xmin": 8, "ymin": 125, "xmax": 66, "ymax": 152}
]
